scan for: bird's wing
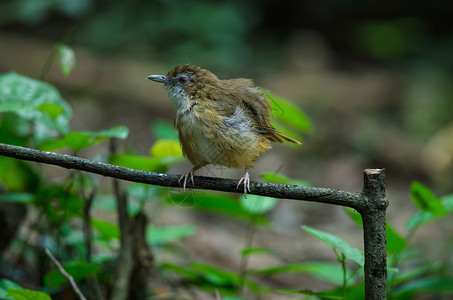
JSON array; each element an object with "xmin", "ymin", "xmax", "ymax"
[{"xmin": 213, "ymin": 79, "xmax": 301, "ymax": 144}]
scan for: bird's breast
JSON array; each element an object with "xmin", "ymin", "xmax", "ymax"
[{"xmin": 175, "ymin": 105, "xmax": 271, "ymax": 168}]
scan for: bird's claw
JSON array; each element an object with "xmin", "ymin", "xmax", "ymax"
[
  {"xmin": 237, "ymin": 170, "xmax": 250, "ymax": 198},
  {"xmin": 179, "ymin": 170, "xmax": 194, "ymax": 192}
]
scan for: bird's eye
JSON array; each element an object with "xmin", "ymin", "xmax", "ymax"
[{"xmin": 179, "ymin": 76, "xmax": 188, "ymax": 84}]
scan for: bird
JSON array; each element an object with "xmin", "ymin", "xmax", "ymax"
[{"xmin": 147, "ymin": 64, "xmax": 301, "ymax": 196}]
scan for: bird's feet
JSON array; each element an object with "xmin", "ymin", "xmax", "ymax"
[
  {"xmin": 179, "ymin": 169, "xmax": 195, "ymax": 191},
  {"xmin": 237, "ymin": 168, "xmax": 250, "ymax": 197}
]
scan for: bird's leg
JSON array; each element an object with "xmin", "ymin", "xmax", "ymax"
[
  {"xmin": 179, "ymin": 165, "xmax": 203, "ymax": 191},
  {"xmin": 237, "ymin": 168, "xmax": 251, "ymax": 197}
]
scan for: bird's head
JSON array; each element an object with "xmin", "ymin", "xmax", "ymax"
[{"xmin": 147, "ymin": 64, "xmax": 219, "ymax": 108}]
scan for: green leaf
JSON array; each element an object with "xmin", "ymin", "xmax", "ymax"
[
  {"xmin": 91, "ymin": 218, "xmax": 120, "ymax": 240},
  {"xmin": 191, "ymin": 262, "xmax": 240, "ymax": 286},
  {"xmin": 152, "ymin": 120, "xmax": 179, "ymax": 140},
  {"xmin": 0, "ymin": 72, "xmax": 72, "ymax": 135},
  {"xmin": 409, "ymin": 181, "xmax": 446, "ymax": 215},
  {"xmin": 265, "ymin": 92, "xmax": 311, "ymax": 132},
  {"xmin": 56, "ymin": 44, "xmax": 76, "ymax": 76},
  {"xmin": 7, "ymin": 289, "xmax": 51, "ymax": 300},
  {"xmin": 0, "ymin": 193, "xmax": 34, "ymax": 203},
  {"xmin": 278, "ymin": 289, "xmax": 344, "ymax": 299},
  {"xmin": 240, "ymin": 194, "xmax": 278, "ymax": 214},
  {"xmin": 261, "ymin": 172, "xmax": 310, "ymax": 187},
  {"xmin": 241, "ymin": 247, "xmax": 276, "ymax": 256},
  {"xmin": 161, "ymin": 262, "xmax": 266, "ymax": 294},
  {"xmin": 0, "ymin": 279, "xmax": 21, "ymax": 300},
  {"xmin": 110, "ymin": 153, "xmax": 164, "ymax": 172},
  {"xmin": 250, "ymin": 262, "xmax": 353, "ymax": 285},
  {"xmin": 39, "ymin": 126, "xmax": 129, "ymax": 151},
  {"xmin": 344, "ymin": 208, "xmax": 406, "ymax": 254},
  {"xmin": 302, "ymin": 225, "xmax": 364, "ymax": 267},
  {"xmin": 395, "ymin": 276, "xmax": 453, "ymax": 295},
  {"xmin": 44, "ymin": 260, "xmax": 100, "ymax": 289},
  {"xmin": 407, "ymin": 193, "xmax": 453, "ymax": 229},
  {"xmin": 150, "ymin": 139, "xmax": 183, "ymax": 158},
  {"xmin": 0, "ymin": 157, "xmax": 38, "ymax": 190},
  {"xmin": 147, "ymin": 225, "xmax": 196, "ymax": 245},
  {"xmin": 37, "ymin": 103, "xmax": 64, "ymax": 119},
  {"xmin": 386, "ymin": 222, "xmax": 406, "ymax": 254},
  {"xmin": 96, "ymin": 125, "xmax": 129, "ymax": 139},
  {"xmin": 390, "ymin": 261, "xmax": 442, "ymax": 286}
]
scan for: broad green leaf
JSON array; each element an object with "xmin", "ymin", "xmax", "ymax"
[
  {"xmin": 95, "ymin": 125, "xmax": 129, "ymax": 139},
  {"xmin": 302, "ymin": 225, "xmax": 364, "ymax": 267},
  {"xmin": 159, "ymin": 262, "xmax": 199, "ymax": 280},
  {"xmin": 44, "ymin": 260, "xmax": 100, "ymax": 289},
  {"xmin": 7, "ymin": 289, "xmax": 51, "ymax": 300},
  {"xmin": 241, "ymin": 247, "xmax": 276, "ymax": 256},
  {"xmin": 409, "ymin": 181, "xmax": 446, "ymax": 215},
  {"xmin": 39, "ymin": 126, "xmax": 129, "ymax": 151},
  {"xmin": 147, "ymin": 225, "xmax": 196, "ymax": 245},
  {"xmin": 250, "ymin": 262, "xmax": 353, "ymax": 285},
  {"xmin": 407, "ymin": 193, "xmax": 453, "ymax": 229},
  {"xmin": 395, "ymin": 276, "xmax": 453, "ymax": 295},
  {"xmin": 390, "ymin": 261, "xmax": 442, "ymax": 286},
  {"xmin": 152, "ymin": 120, "xmax": 179, "ymax": 141},
  {"xmin": 0, "ymin": 279, "xmax": 21, "ymax": 300},
  {"xmin": 110, "ymin": 153, "xmax": 164, "ymax": 172},
  {"xmin": 278, "ymin": 288, "xmax": 345, "ymax": 298},
  {"xmin": 150, "ymin": 139, "xmax": 183, "ymax": 158},
  {"xmin": 0, "ymin": 193, "xmax": 34, "ymax": 203},
  {"xmin": 191, "ymin": 262, "xmax": 240, "ymax": 285},
  {"xmin": 265, "ymin": 92, "xmax": 311, "ymax": 132},
  {"xmin": 64, "ymin": 131, "xmax": 93, "ymax": 151},
  {"xmin": 261, "ymin": 172, "xmax": 310, "ymax": 187},
  {"xmin": 161, "ymin": 262, "xmax": 267, "ymax": 294},
  {"xmin": 37, "ymin": 103, "xmax": 63, "ymax": 119},
  {"xmin": 386, "ymin": 223, "xmax": 406, "ymax": 254},
  {"xmin": 240, "ymin": 194, "xmax": 278, "ymax": 214},
  {"xmin": 0, "ymin": 72, "xmax": 72, "ymax": 135},
  {"xmin": 56, "ymin": 44, "xmax": 76, "ymax": 76},
  {"xmin": 91, "ymin": 218, "xmax": 120, "ymax": 240},
  {"xmin": 0, "ymin": 157, "xmax": 38, "ymax": 190},
  {"xmin": 344, "ymin": 208, "xmax": 406, "ymax": 254}
]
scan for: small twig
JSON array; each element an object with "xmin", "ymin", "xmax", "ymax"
[
  {"xmin": 214, "ymin": 289, "xmax": 222, "ymax": 300},
  {"xmin": 45, "ymin": 248, "xmax": 87, "ymax": 300}
]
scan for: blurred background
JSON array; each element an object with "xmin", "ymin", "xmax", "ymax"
[{"xmin": 1, "ymin": 0, "xmax": 453, "ymax": 299}]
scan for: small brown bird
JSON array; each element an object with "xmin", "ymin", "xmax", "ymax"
[{"xmin": 147, "ymin": 64, "xmax": 300, "ymax": 195}]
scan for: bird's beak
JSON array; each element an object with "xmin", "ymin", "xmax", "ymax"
[{"xmin": 147, "ymin": 74, "xmax": 170, "ymax": 84}]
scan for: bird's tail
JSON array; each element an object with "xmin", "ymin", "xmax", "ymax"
[{"xmin": 268, "ymin": 130, "xmax": 302, "ymax": 145}]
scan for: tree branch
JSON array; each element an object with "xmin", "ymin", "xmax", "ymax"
[
  {"xmin": 0, "ymin": 143, "xmax": 361, "ymax": 210},
  {"xmin": 45, "ymin": 248, "xmax": 87, "ymax": 300},
  {"xmin": 0, "ymin": 143, "xmax": 388, "ymax": 297}
]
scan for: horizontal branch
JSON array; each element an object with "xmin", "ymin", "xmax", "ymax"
[{"xmin": 0, "ymin": 143, "xmax": 362, "ymax": 209}]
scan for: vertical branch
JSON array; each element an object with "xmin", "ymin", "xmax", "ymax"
[
  {"xmin": 360, "ymin": 169, "xmax": 388, "ymax": 299},
  {"xmin": 110, "ymin": 140, "xmax": 133, "ymax": 300},
  {"xmin": 128, "ymin": 212, "xmax": 154, "ymax": 300}
]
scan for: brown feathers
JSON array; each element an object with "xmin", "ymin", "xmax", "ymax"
[{"xmin": 149, "ymin": 64, "xmax": 301, "ymax": 170}]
